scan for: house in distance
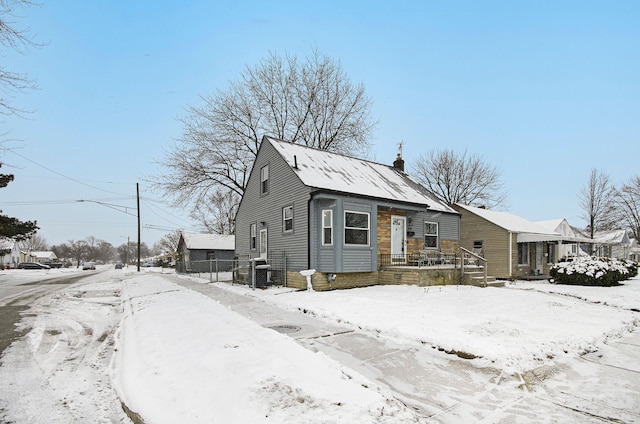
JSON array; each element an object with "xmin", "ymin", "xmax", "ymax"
[{"xmin": 176, "ymin": 232, "xmax": 235, "ymax": 273}]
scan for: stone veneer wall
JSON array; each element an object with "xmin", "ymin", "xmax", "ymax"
[
  {"xmin": 287, "ymin": 271, "xmax": 380, "ymax": 291},
  {"xmin": 286, "ymin": 268, "xmax": 460, "ymax": 291},
  {"xmin": 376, "ymin": 208, "xmax": 405, "ymax": 256}
]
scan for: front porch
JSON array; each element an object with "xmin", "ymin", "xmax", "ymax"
[{"xmin": 378, "ymin": 250, "xmax": 500, "ymax": 287}]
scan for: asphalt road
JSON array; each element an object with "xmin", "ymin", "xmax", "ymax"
[
  {"xmin": 0, "ymin": 268, "xmax": 127, "ymax": 423},
  {"xmin": 0, "ymin": 271, "xmax": 93, "ymax": 357}
]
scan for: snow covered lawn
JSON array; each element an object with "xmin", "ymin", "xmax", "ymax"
[
  {"xmin": 114, "ymin": 274, "xmax": 420, "ymax": 423},
  {"xmin": 214, "ymin": 277, "xmax": 640, "ymax": 374}
]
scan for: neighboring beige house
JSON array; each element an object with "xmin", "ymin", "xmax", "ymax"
[
  {"xmin": 593, "ymin": 230, "xmax": 632, "ymax": 259},
  {"xmin": 453, "ymin": 204, "xmax": 593, "ymax": 279},
  {"xmin": 534, "ymin": 219, "xmax": 592, "ymax": 260}
]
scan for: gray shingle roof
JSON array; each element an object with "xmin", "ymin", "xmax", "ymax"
[{"xmin": 266, "ymin": 137, "xmax": 456, "ymax": 213}]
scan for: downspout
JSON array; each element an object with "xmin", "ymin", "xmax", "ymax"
[
  {"xmin": 308, "ymin": 193, "xmax": 313, "ymax": 270},
  {"xmin": 508, "ymin": 231, "xmax": 513, "ymax": 278}
]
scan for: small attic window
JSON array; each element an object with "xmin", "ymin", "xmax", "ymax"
[{"xmin": 260, "ymin": 165, "xmax": 269, "ymax": 195}]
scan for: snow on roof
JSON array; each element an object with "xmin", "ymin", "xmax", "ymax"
[
  {"xmin": 534, "ymin": 219, "xmax": 565, "ymax": 233},
  {"xmin": 182, "ymin": 233, "xmax": 235, "ymax": 250},
  {"xmin": 0, "ymin": 238, "xmax": 15, "ymax": 250},
  {"xmin": 30, "ymin": 251, "xmax": 56, "ymax": 259},
  {"xmin": 533, "ymin": 219, "xmax": 595, "ymax": 243},
  {"xmin": 593, "ymin": 230, "xmax": 629, "ymax": 245},
  {"xmin": 266, "ymin": 137, "xmax": 456, "ymax": 213},
  {"xmin": 456, "ymin": 204, "xmax": 561, "ymax": 236}
]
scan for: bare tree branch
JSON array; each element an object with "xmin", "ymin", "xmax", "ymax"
[
  {"xmin": 410, "ymin": 148, "xmax": 506, "ymax": 208},
  {"xmin": 0, "ymin": 0, "xmax": 41, "ymax": 117},
  {"xmin": 154, "ymin": 50, "xmax": 376, "ymax": 233},
  {"xmin": 577, "ymin": 168, "xmax": 619, "ymax": 239},
  {"xmin": 615, "ymin": 175, "xmax": 640, "ymax": 241}
]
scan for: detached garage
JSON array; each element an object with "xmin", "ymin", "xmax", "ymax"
[{"xmin": 176, "ymin": 233, "xmax": 235, "ymax": 273}]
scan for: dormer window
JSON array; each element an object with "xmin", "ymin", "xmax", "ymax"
[{"xmin": 260, "ymin": 165, "xmax": 269, "ymax": 195}]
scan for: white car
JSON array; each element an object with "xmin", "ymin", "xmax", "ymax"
[{"xmin": 82, "ymin": 262, "xmax": 96, "ymax": 270}]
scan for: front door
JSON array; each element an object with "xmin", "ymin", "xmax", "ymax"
[
  {"xmin": 391, "ymin": 215, "xmax": 406, "ymax": 261},
  {"xmin": 259, "ymin": 229, "xmax": 268, "ymax": 259}
]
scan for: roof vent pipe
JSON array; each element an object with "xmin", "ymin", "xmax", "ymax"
[{"xmin": 294, "ymin": 155, "xmax": 298, "ymax": 169}]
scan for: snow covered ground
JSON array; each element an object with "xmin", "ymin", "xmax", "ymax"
[{"xmin": 0, "ymin": 267, "xmax": 639, "ymax": 423}]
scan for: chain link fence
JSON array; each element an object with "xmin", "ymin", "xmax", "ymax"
[
  {"xmin": 175, "ymin": 259, "xmax": 234, "ymax": 282},
  {"xmin": 231, "ymin": 251, "xmax": 288, "ymax": 288},
  {"xmin": 176, "ymin": 251, "xmax": 289, "ymax": 287}
]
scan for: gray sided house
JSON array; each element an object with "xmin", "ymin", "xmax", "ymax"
[
  {"xmin": 177, "ymin": 233, "xmax": 235, "ymax": 273},
  {"xmin": 235, "ymin": 136, "xmax": 460, "ymax": 290}
]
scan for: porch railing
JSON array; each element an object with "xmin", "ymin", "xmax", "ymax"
[
  {"xmin": 460, "ymin": 246, "xmax": 488, "ymax": 286},
  {"xmin": 378, "ymin": 252, "xmax": 459, "ymax": 269}
]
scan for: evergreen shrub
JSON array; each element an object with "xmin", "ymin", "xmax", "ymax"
[{"xmin": 550, "ymin": 257, "xmax": 637, "ymax": 286}]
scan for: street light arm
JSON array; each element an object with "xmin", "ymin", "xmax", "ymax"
[{"xmin": 76, "ymin": 199, "xmax": 138, "ymax": 217}]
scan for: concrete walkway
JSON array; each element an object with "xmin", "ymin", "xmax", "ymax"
[{"xmin": 169, "ymin": 276, "xmax": 640, "ymax": 423}]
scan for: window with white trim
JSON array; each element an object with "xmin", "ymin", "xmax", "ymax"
[
  {"xmin": 283, "ymin": 205, "xmax": 293, "ymax": 233},
  {"xmin": 424, "ymin": 222, "xmax": 438, "ymax": 249},
  {"xmin": 250, "ymin": 223, "xmax": 257, "ymax": 250},
  {"xmin": 344, "ymin": 211, "xmax": 369, "ymax": 245},
  {"xmin": 322, "ymin": 209, "xmax": 333, "ymax": 245},
  {"xmin": 260, "ymin": 165, "xmax": 269, "ymax": 195}
]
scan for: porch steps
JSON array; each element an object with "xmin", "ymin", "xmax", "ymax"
[{"xmin": 463, "ymin": 271, "xmax": 503, "ymax": 288}]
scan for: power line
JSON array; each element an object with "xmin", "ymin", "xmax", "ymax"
[
  {"xmin": 2, "ymin": 196, "xmax": 134, "ymax": 206},
  {"xmin": 7, "ymin": 150, "xmax": 132, "ymax": 196}
]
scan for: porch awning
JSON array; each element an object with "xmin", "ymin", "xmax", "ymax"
[{"xmin": 517, "ymin": 233, "xmax": 595, "ymax": 243}]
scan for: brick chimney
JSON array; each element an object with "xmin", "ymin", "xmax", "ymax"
[{"xmin": 393, "ymin": 154, "xmax": 404, "ymax": 172}]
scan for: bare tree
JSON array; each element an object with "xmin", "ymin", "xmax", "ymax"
[
  {"xmin": 1, "ymin": 0, "xmax": 41, "ymax": 117},
  {"xmin": 84, "ymin": 236, "xmax": 98, "ymax": 261},
  {"xmin": 190, "ymin": 190, "xmax": 239, "ymax": 235},
  {"xmin": 615, "ymin": 175, "xmax": 640, "ymax": 241},
  {"xmin": 95, "ymin": 239, "xmax": 115, "ymax": 263},
  {"xmin": 156, "ymin": 49, "xmax": 376, "ymax": 231},
  {"xmin": 578, "ymin": 168, "xmax": 618, "ymax": 240},
  {"xmin": 23, "ymin": 232, "xmax": 47, "ymax": 251},
  {"xmin": 154, "ymin": 229, "xmax": 182, "ymax": 256},
  {"xmin": 67, "ymin": 239, "xmax": 88, "ymax": 268},
  {"xmin": 411, "ymin": 148, "xmax": 506, "ymax": 208}
]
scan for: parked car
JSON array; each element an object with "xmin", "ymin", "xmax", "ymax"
[
  {"xmin": 115, "ymin": 263, "xmax": 123, "ymax": 269},
  {"xmin": 17, "ymin": 262, "xmax": 51, "ymax": 270},
  {"xmin": 45, "ymin": 262, "xmax": 63, "ymax": 268},
  {"xmin": 142, "ymin": 262, "xmax": 153, "ymax": 267},
  {"xmin": 82, "ymin": 262, "xmax": 96, "ymax": 270}
]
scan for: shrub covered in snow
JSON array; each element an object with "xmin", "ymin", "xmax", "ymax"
[{"xmin": 550, "ymin": 257, "xmax": 638, "ymax": 286}]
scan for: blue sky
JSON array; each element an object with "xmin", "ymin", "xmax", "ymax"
[{"xmin": 2, "ymin": 0, "xmax": 639, "ymax": 249}]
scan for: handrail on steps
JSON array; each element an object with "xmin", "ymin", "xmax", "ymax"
[{"xmin": 459, "ymin": 246, "xmax": 488, "ymax": 287}]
